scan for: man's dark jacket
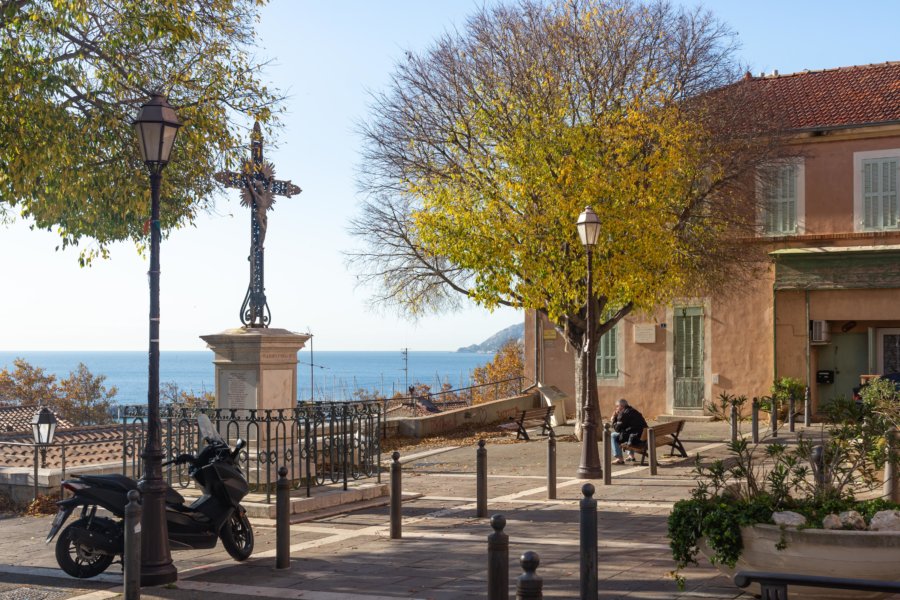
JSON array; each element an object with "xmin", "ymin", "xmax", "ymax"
[{"xmin": 611, "ymin": 406, "xmax": 649, "ymax": 446}]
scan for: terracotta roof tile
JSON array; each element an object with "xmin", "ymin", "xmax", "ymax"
[
  {"xmin": 0, "ymin": 405, "xmax": 74, "ymax": 434},
  {"xmin": 745, "ymin": 62, "xmax": 900, "ymax": 130}
]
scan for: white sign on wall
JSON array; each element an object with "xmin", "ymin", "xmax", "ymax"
[{"xmin": 633, "ymin": 323, "xmax": 657, "ymax": 344}]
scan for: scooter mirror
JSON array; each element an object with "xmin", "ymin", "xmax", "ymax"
[{"xmin": 235, "ymin": 439, "xmax": 246, "ymax": 452}]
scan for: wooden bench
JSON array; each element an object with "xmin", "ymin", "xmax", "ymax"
[
  {"xmin": 621, "ymin": 420, "xmax": 687, "ymax": 472},
  {"xmin": 499, "ymin": 406, "xmax": 555, "ymax": 441}
]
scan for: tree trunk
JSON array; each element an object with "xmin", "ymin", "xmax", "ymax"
[{"xmin": 573, "ymin": 344, "xmax": 586, "ymax": 441}]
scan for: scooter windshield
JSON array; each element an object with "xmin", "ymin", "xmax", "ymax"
[{"xmin": 197, "ymin": 414, "xmax": 225, "ymax": 444}]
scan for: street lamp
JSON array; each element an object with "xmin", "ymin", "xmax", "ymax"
[
  {"xmin": 133, "ymin": 93, "xmax": 181, "ymax": 586},
  {"xmin": 576, "ymin": 206, "xmax": 602, "ymax": 479},
  {"xmin": 31, "ymin": 407, "xmax": 57, "ymax": 500}
]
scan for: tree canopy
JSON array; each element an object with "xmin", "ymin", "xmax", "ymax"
[
  {"xmin": 0, "ymin": 0, "xmax": 279, "ymax": 263},
  {"xmin": 352, "ymin": 0, "xmax": 783, "ymax": 340},
  {"xmin": 350, "ymin": 0, "xmax": 785, "ymax": 428}
]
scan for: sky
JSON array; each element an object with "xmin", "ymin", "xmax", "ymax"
[{"xmin": 2, "ymin": 0, "xmax": 899, "ymax": 352}]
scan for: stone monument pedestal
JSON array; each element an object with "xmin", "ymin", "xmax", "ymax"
[{"xmin": 200, "ymin": 327, "xmax": 310, "ymax": 413}]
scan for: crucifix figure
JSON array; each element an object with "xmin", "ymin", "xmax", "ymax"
[{"xmin": 214, "ymin": 122, "xmax": 301, "ymax": 327}]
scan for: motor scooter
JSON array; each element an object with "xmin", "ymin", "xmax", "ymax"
[{"xmin": 46, "ymin": 414, "xmax": 254, "ymax": 578}]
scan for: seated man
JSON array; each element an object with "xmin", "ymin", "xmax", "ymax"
[{"xmin": 609, "ymin": 398, "xmax": 648, "ymax": 464}]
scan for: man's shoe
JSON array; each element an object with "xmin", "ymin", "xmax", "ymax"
[{"xmin": 613, "ymin": 458, "xmax": 625, "ymax": 465}]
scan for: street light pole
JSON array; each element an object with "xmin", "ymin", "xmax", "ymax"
[
  {"xmin": 576, "ymin": 207, "xmax": 602, "ymax": 479},
  {"xmin": 133, "ymin": 94, "xmax": 181, "ymax": 586}
]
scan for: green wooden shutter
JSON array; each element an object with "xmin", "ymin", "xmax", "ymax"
[{"xmin": 596, "ymin": 324, "xmax": 618, "ymax": 378}]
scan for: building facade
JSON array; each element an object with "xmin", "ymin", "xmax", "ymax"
[{"xmin": 525, "ymin": 62, "xmax": 900, "ymax": 421}]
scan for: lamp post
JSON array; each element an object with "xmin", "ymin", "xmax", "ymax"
[
  {"xmin": 133, "ymin": 93, "xmax": 181, "ymax": 586},
  {"xmin": 31, "ymin": 407, "xmax": 57, "ymax": 500},
  {"xmin": 576, "ymin": 206, "xmax": 602, "ymax": 479}
]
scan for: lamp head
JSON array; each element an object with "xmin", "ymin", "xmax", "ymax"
[
  {"xmin": 133, "ymin": 94, "xmax": 181, "ymax": 167},
  {"xmin": 31, "ymin": 406, "xmax": 57, "ymax": 446},
  {"xmin": 577, "ymin": 206, "xmax": 601, "ymax": 247}
]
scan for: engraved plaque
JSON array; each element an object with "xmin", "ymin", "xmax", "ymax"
[
  {"xmin": 221, "ymin": 370, "xmax": 258, "ymax": 411},
  {"xmin": 633, "ymin": 323, "xmax": 657, "ymax": 344}
]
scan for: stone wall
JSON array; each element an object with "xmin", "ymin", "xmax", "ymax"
[{"xmin": 392, "ymin": 392, "xmax": 540, "ymax": 438}]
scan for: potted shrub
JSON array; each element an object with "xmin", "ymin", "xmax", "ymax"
[{"xmin": 668, "ymin": 389, "xmax": 900, "ymax": 599}]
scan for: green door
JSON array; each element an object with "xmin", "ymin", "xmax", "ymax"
[
  {"xmin": 816, "ymin": 332, "xmax": 868, "ymax": 405},
  {"xmin": 674, "ymin": 307, "xmax": 704, "ymax": 409}
]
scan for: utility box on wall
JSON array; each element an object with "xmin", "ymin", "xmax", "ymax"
[{"xmin": 816, "ymin": 370, "xmax": 835, "ymax": 384}]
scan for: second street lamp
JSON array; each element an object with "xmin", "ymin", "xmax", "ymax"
[
  {"xmin": 576, "ymin": 206, "xmax": 602, "ymax": 479},
  {"xmin": 133, "ymin": 93, "xmax": 181, "ymax": 586}
]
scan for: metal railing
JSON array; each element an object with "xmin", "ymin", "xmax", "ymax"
[
  {"xmin": 735, "ymin": 571, "xmax": 900, "ymax": 599},
  {"xmin": 120, "ymin": 402, "xmax": 382, "ymax": 503},
  {"xmin": 384, "ymin": 377, "xmax": 525, "ymax": 417}
]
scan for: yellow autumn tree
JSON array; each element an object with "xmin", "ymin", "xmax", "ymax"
[
  {"xmin": 351, "ymin": 0, "xmax": 786, "ymax": 433},
  {"xmin": 471, "ymin": 341, "xmax": 525, "ymax": 405}
]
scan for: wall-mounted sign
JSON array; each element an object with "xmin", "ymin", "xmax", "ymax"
[
  {"xmin": 542, "ymin": 329, "xmax": 557, "ymax": 340},
  {"xmin": 633, "ymin": 323, "xmax": 657, "ymax": 344}
]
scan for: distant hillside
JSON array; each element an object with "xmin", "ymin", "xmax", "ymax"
[{"xmin": 457, "ymin": 322, "xmax": 525, "ymax": 353}]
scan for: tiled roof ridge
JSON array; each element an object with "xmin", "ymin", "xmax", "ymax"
[{"xmin": 745, "ymin": 61, "xmax": 900, "ymax": 81}]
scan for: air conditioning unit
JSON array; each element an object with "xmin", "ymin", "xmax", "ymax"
[{"xmin": 810, "ymin": 320, "xmax": 831, "ymax": 344}]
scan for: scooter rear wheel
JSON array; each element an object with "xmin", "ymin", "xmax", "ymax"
[
  {"xmin": 55, "ymin": 517, "xmax": 116, "ymax": 578},
  {"xmin": 220, "ymin": 508, "xmax": 253, "ymax": 561}
]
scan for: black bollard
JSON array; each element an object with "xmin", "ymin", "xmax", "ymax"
[
  {"xmin": 789, "ymin": 394, "xmax": 796, "ymax": 433},
  {"xmin": 804, "ymin": 385, "xmax": 812, "ymax": 427},
  {"xmin": 124, "ymin": 489, "xmax": 142, "ymax": 600},
  {"xmin": 390, "ymin": 451, "xmax": 402, "ymax": 539},
  {"xmin": 579, "ymin": 483, "xmax": 598, "ymax": 600},
  {"xmin": 477, "ymin": 439, "xmax": 488, "ymax": 518},
  {"xmin": 276, "ymin": 466, "xmax": 290, "ymax": 569},
  {"xmin": 487, "ymin": 514, "xmax": 509, "ymax": 600},
  {"xmin": 546, "ymin": 433, "xmax": 557, "ymax": 500},
  {"xmin": 516, "ymin": 551, "xmax": 543, "ymax": 600},
  {"xmin": 751, "ymin": 397, "xmax": 759, "ymax": 444},
  {"xmin": 771, "ymin": 396, "xmax": 778, "ymax": 438},
  {"xmin": 730, "ymin": 403, "xmax": 738, "ymax": 443},
  {"xmin": 602, "ymin": 422, "xmax": 612, "ymax": 486}
]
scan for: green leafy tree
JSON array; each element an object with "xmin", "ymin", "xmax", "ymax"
[
  {"xmin": 57, "ymin": 363, "xmax": 116, "ymax": 425},
  {"xmin": 0, "ymin": 0, "xmax": 280, "ymax": 263},
  {"xmin": 351, "ymin": 0, "xmax": 785, "ymax": 434}
]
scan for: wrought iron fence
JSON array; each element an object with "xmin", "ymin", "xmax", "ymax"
[{"xmin": 120, "ymin": 401, "xmax": 382, "ymax": 503}]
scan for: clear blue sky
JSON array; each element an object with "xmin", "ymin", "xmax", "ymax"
[{"xmin": 1, "ymin": 0, "xmax": 898, "ymax": 351}]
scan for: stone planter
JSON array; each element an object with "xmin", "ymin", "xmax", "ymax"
[{"xmin": 700, "ymin": 524, "xmax": 900, "ymax": 600}]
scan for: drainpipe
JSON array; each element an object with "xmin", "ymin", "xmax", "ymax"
[{"xmin": 805, "ymin": 289, "xmax": 811, "ymax": 401}]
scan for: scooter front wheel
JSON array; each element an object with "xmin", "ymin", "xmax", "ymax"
[
  {"xmin": 220, "ymin": 508, "xmax": 254, "ymax": 561},
  {"xmin": 55, "ymin": 517, "xmax": 117, "ymax": 578}
]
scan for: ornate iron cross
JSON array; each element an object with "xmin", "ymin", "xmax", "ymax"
[{"xmin": 214, "ymin": 122, "xmax": 301, "ymax": 327}]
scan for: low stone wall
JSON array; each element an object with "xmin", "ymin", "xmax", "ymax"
[
  {"xmin": 0, "ymin": 462, "xmax": 122, "ymax": 505},
  {"xmin": 392, "ymin": 392, "xmax": 540, "ymax": 438}
]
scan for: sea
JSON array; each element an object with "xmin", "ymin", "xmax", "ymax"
[{"xmin": 0, "ymin": 350, "xmax": 492, "ymax": 404}]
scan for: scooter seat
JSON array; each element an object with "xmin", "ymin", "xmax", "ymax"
[{"xmin": 77, "ymin": 473, "xmax": 185, "ymax": 505}]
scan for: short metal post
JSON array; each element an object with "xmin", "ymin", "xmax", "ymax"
[
  {"xmin": 276, "ymin": 466, "xmax": 290, "ymax": 569},
  {"xmin": 516, "ymin": 551, "xmax": 543, "ymax": 600},
  {"xmin": 124, "ymin": 490, "xmax": 142, "ymax": 600},
  {"xmin": 648, "ymin": 428, "xmax": 658, "ymax": 476},
  {"xmin": 804, "ymin": 385, "xmax": 812, "ymax": 426},
  {"xmin": 730, "ymin": 403, "xmax": 738, "ymax": 443},
  {"xmin": 579, "ymin": 483, "xmax": 598, "ymax": 600},
  {"xmin": 770, "ymin": 396, "xmax": 778, "ymax": 438},
  {"xmin": 789, "ymin": 394, "xmax": 796, "ymax": 433},
  {"xmin": 602, "ymin": 422, "xmax": 612, "ymax": 486},
  {"xmin": 812, "ymin": 444, "xmax": 826, "ymax": 490},
  {"xmin": 477, "ymin": 439, "xmax": 488, "ymax": 518},
  {"xmin": 487, "ymin": 515, "xmax": 509, "ymax": 600},
  {"xmin": 33, "ymin": 445, "xmax": 39, "ymax": 501},
  {"xmin": 885, "ymin": 427, "xmax": 900, "ymax": 503},
  {"xmin": 751, "ymin": 397, "xmax": 759, "ymax": 444},
  {"xmin": 546, "ymin": 433, "xmax": 557, "ymax": 500},
  {"xmin": 390, "ymin": 451, "xmax": 402, "ymax": 539}
]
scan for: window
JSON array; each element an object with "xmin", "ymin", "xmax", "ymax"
[
  {"xmin": 596, "ymin": 323, "xmax": 618, "ymax": 378},
  {"xmin": 854, "ymin": 150, "xmax": 900, "ymax": 231},
  {"xmin": 760, "ymin": 162, "xmax": 803, "ymax": 235}
]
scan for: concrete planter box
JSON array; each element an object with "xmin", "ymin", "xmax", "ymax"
[{"xmin": 701, "ymin": 524, "xmax": 900, "ymax": 600}]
